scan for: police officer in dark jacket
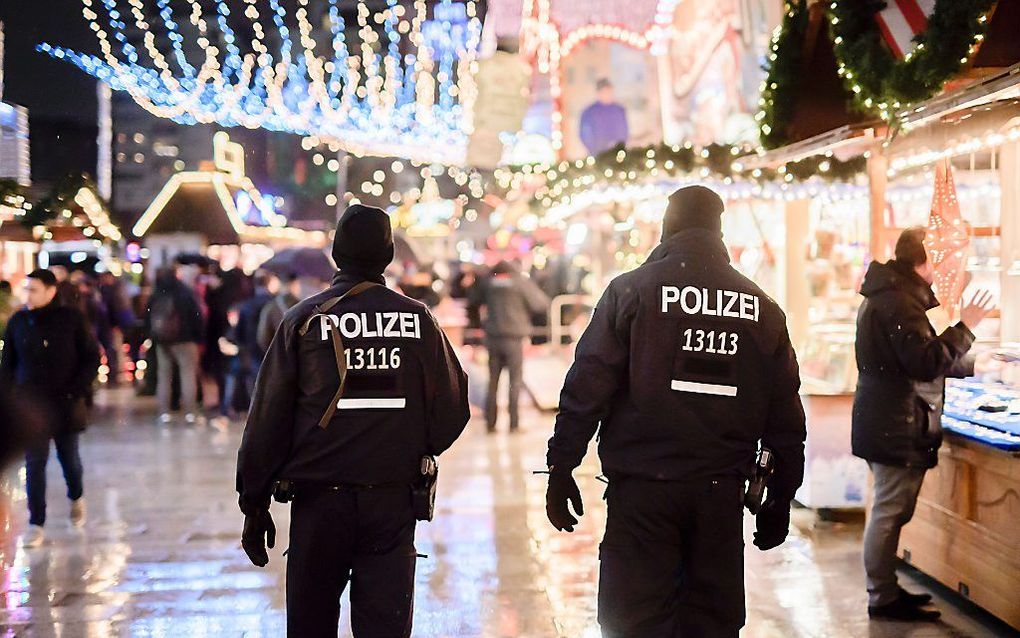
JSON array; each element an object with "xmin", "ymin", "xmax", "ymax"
[
  {"xmin": 852, "ymin": 227, "xmax": 992, "ymax": 621},
  {"xmin": 0, "ymin": 269, "xmax": 100, "ymax": 548},
  {"xmin": 236, "ymin": 205, "xmax": 471, "ymax": 638},
  {"xmin": 546, "ymin": 186, "xmax": 806, "ymax": 638}
]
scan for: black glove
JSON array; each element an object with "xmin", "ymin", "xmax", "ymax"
[
  {"xmin": 241, "ymin": 509, "xmax": 276, "ymax": 567},
  {"xmin": 546, "ymin": 471, "xmax": 583, "ymax": 532},
  {"xmin": 753, "ymin": 500, "xmax": 791, "ymax": 551}
]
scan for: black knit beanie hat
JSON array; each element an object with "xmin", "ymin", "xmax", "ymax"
[
  {"xmin": 662, "ymin": 185, "xmax": 725, "ymax": 239},
  {"xmin": 332, "ymin": 204, "xmax": 395, "ymax": 277}
]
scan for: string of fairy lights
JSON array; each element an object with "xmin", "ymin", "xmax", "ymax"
[{"xmin": 41, "ymin": 0, "xmax": 482, "ymax": 165}]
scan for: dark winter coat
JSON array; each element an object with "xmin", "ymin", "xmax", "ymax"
[
  {"xmin": 146, "ymin": 278, "xmax": 205, "ymax": 345},
  {"xmin": 235, "ymin": 289, "xmax": 275, "ymax": 367},
  {"xmin": 547, "ymin": 229, "xmax": 807, "ymax": 502},
  {"xmin": 0, "ymin": 302, "xmax": 100, "ymax": 434},
  {"xmin": 236, "ymin": 272, "xmax": 471, "ymax": 515},
  {"xmin": 852, "ymin": 260, "xmax": 975, "ymax": 469},
  {"xmin": 476, "ymin": 269, "xmax": 551, "ymax": 339}
]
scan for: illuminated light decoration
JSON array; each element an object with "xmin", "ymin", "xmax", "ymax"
[
  {"xmin": 887, "ymin": 125, "xmax": 1020, "ymax": 176},
  {"xmin": 133, "ymin": 133, "xmax": 323, "ymax": 245},
  {"xmin": 541, "ymin": 178, "xmax": 869, "ymax": 224},
  {"xmin": 923, "ymin": 161, "xmax": 970, "ymax": 318},
  {"xmin": 516, "ymin": 141, "xmax": 865, "ymax": 209},
  {"xmin": 42, "ymin": 0, "xmax": 482, "ymax": 165},
  {"xmin": 74, "ymin": 187, "xmax": 122, "ymax": 241},
  {"xmin": 520, "ymin": 0, "xmax": 685, "ymax": 153}
]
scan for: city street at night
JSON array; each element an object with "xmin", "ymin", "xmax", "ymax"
[
  {"xmin": 0, "ymin": 377, "xmax": 1016, "ymax": 637},
  {"xmin": 4, "ymin": 0, "xmax": 1020, "ymax": 635}
]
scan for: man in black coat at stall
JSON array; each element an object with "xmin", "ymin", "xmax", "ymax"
[
  {"xmin": 236, "ymin": 204, "xmax": 471, "ymax": 638},
  {"xmin": 0, "ymin": 269, "xmax": 100, "ymax": 548},
  {"xmin": 545, "ymin": 186, "xmax": 807, "ymax": 638},
  {"xmin": 852, "ymin": 227, "xmax": 993, "ymax": 621}
]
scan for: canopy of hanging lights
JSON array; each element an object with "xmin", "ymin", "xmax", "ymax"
[{"xmin": 40, "ymin": 0, "xmax": 482, "ymax": 165}]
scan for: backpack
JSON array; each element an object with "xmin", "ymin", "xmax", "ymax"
[{"xmin": 150, "ymin": 294, "xmax": 183, "ymax": 343}]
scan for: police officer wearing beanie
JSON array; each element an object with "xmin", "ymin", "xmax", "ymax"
[
  {"xmin": 545, "ymin": 186, "xmax": 807, "ymax": 637},
  {"xmin": 237, "ymin": 205, "xmax": 471, "ymax": 638}
]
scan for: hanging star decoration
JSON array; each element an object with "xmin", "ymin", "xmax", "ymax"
[
  {"xmin": 923, "ymin": 161, "xmax": 970, "ymax": 319},
  {"xmin": 39, "ymin": 0, "xmax": 481, "ymax": 165}
]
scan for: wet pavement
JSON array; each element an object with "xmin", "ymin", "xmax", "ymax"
[{"xmin": 2, "ymin": 382, "xmax": 1018, "ymax": 637}]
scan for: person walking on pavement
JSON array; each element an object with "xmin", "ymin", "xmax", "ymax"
[
  {"xmin": 475, "ymin": 260, "xmax": 549, "ymax": 433},
  {"xmin": 0, "ymin": 280, "xmax": 18, "ymax": 336},
  {"xmin": 236, "ymin": 204, "xmax": 471, "ymax": 638},
  {"xmin": 545, "ymin": 186, "xmax": 807, "ymax": 638},
  {"xmin": 147, "ymin": 265, "xmax": 205, "ymax": 424},
  {"xmin": 0, "ymin": 269, "xmax": 100, "ymax": 548},
  {"xmin": 234, "ymin": 271, "xmax": 279, "ymax": 397},
  {"xmin": 852, "ymin": 227, "xmax": 994, "ymax": 622},
  {"xmin": 256, "ymin": 274, "xmax": 301, "ymax": 354}
]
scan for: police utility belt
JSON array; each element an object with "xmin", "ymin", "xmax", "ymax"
[{"xmin": 273, "ymin": 281, "xmax": 438, "ymax": 522}]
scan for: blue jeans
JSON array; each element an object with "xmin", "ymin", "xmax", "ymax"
[{"xmin": 25, "ymin": 432, "xmax": 84, "ymax": 527}]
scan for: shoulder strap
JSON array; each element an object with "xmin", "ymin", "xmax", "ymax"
[{"xmin": 297, "ymin": 281, "xmax": 380, "ymax": 429}]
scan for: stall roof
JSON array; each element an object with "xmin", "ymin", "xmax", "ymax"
[
  {"xmin": 776, "ymin": 2, "xmax": 874, "ymax": 149},
  {"xmin": 738, "ymin": 124, "xmax": 878, "ymax": 171},
  {"xmin": 132, "ymin": 171, "xmax": 326, "ymax": 247},
  {"xmin": 758, "ymin": 1, "xmax": 1020, "ymax": 162}
]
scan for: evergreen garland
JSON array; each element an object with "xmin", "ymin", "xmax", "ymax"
[
  {"xmin": 758, "ymin": 0, "xmax": 995, "ymax": 148},
  {"xmin": 16, "ymin": 173, "xmax": 109, "ymax": 230},
  {"xmin": 828, "ymin": 0, "xmax": 995, "ymax": 117},
  {"xmin": 528, "ymin": 142, "xmax": 865, "ymax": 209},
  {"xmin": 758, "ymin": 0, "xmax": 809, "ymax": 150}
]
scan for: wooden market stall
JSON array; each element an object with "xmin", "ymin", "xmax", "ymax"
[
  {"xmin": 131, "ymin": 132, "xmax": 327, "ymax": 275},
  {"xmin": 751, "ymin": 0, "xmax": 1020, "ymax": 627},
  {"xmin": 877, "ymin": 71, "xmax": 1020, "ymax": 631}
]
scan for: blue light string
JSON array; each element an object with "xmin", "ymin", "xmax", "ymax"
[
  {"xmin": 213, "ymin": 0, "xmax": 244, "ymax": 84},
  {"xmin": 155, "ymin": 0, "xmax": 196, "ymax": 78},
  {"xmin": 437, "ymin": 0, "xmax": 456, "ymax": 112},
  {"xmin": 38, "ymin": 0, "xmax": 472, "ymax": 162},
  {"xmin": 326, "ymin": 0, "xmax": 350, "ymax": 103}
]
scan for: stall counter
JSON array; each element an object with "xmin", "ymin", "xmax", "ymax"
[{"xmin": 898, "ymin": 379, "xmax": 1020, "ymax": 631}]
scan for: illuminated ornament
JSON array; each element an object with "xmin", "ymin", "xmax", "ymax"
[
  {"xmin": 923, "ymin": 161, "xmax": 970, "ymax": 318},
  {"xmin": 40, "ymin": 0, "xmax": 481, "ymax": 165}
]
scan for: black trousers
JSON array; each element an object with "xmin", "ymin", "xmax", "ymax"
[
  {"xmin": 598, "ymin": 477, "xmax": 746, "ymax": 638},
  {"xmin": 287, "ymin": 486, "xmax": 417, "ymax": 638},
  {"xmin": 485, "ymin": 336, "xmax": 524, "ymax": 430}
]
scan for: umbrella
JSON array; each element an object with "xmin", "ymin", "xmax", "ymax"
[
  {"xmin": 174, "ymin": 252, "xmax": 214, "ymax": 267},
  {"xmin": 259, "ymin": 248, "xmax": 336, "ymax": 281}
]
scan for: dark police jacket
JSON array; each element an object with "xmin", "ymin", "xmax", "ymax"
[
  {"xmin": 0, "ymin": 302, "xmax": 100, "ymax": 434},
  {"xmin": 852, "ymin": 260, "xmax": 974, "ymax": 469},
  {"xmin": 236, "ymin": 272, "xmax": 470, "ymax": 515},
  {"xmin": 547, "ymin": 229, "xmax": 806, "ymax": 501}
]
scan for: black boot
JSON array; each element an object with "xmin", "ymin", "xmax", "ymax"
[
  {"xmin": 869, "ymin": 597, "xmax": 941, "ymax": 621},
  {"xmin": 897, "ymin": 587, "xmax": 933, "ymax": 606}
]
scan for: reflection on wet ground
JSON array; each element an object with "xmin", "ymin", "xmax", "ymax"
[{"xmin": 1, "ymin": 387, "xmax": 1017, "ymax": 637}]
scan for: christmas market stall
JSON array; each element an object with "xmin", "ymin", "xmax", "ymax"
[
  {"xmin": 757, "ymin": 0, "xmax": 1020, "ymax": 627},
  {"xmin": 0, "ymin": 182, "xmax": 37, "ymax": 286},
  {"xmin": 131, "ymin": 132, "xmax": 327, "ymax": 275},
  {"xmin": 878, "ymin": 72, "xmax": 1020, "ymax": 633}
]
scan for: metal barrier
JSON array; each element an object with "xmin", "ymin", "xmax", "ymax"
[{"xmin": 548, "ymin": 294, "xmax": 593, "ymax": 347}]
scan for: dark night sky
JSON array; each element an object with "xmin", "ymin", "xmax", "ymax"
[
  {"xmin": 2, "ymin": 0, "xmax": 102, "ymax": 183},
  {"xmin": 2, "ymin": 0, "xmax": 100, "ymax": 122}
]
